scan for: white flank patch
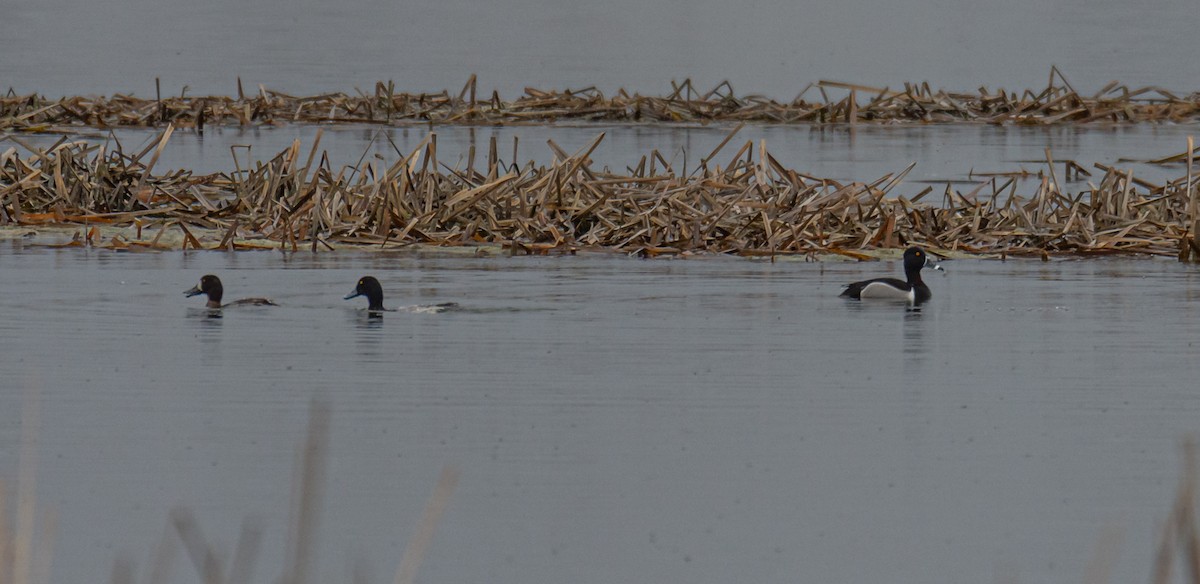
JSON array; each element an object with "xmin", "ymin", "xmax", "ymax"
[
  {"xmin": 858, "ymin": 282, "xmax": 914, "ymax": 301},
  {"xmin": 403, "ymin": 305, "xmax": 442, "ymax": 314}
]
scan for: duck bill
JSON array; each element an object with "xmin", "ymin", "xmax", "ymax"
[
  {"xmin": 924, "ymin": 256, "xmax": 945, "ymax": 272},
  {"xmin": 344, "ymin": 289, "xmax": 362, "ymax": 300},
  {"xmin": 184, "ymin": 284, "xmax": 203, "ymax": 297}
]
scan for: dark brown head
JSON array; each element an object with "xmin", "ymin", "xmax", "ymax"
[{"xmin": 185, "ymin": 274, "xmax": 223, "ymax": 308}]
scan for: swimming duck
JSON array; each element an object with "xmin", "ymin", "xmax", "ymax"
[
  {"xmin": 184, "ymin": 274, "xmax": 278, "ymax": 308},
  {"xmin": 344, "ymin": 276, "xmax": 458, "ymax": 313},
  {"xmin": 840, "ymin": 246, "xmax": 944, "ymax": 304},
  {"xmin": 345, "ymin": 276, "xmax": 389, "ymax": 312}
]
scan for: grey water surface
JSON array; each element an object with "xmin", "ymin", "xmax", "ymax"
[
  {"xmin": 5, "ymin": 0, "xmax": 1200, "ymax": 582},
  {"xmin": 0, "ymin": 0, "xmax": 1196, "ymax": 98},
  {"xmin": 2, "ymin": 245, "xmax": 1200, "ymax": 583}
]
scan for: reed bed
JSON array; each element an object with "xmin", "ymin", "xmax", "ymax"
[
  {"xmin": 2, "ymin": 127, "xmax": 1198, "ymax": 258},
  {"xmin": 4, "ymin": 71, "xmax": 1200, "ymax": 131}
]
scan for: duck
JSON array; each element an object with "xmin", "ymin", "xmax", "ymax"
[
  {"xmin": 344, "ymin": 276, "xmax": 458, "ymax": 313},
  {"xmin": 344, "ymin": 276, "xmax": 390, "ymax": 312},
  {"xmin": 184, "ymin": 274, "xmax": 278, "ymax": 308},
  {"xmin": 840, "ymin": 246, "xmax": 944, "ymax": 304}
]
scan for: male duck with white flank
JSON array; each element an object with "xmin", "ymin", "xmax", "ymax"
[
  {"xmin": 344, "ymin": 276, "xmax": 457, "ymax": 313},
  {"xmin": 840, "ymin": 246, "xmax": 944, "ymax": 304},
  {"xmin": 185, "ymin": 274, "xmax": 278, "ymax": 308}
]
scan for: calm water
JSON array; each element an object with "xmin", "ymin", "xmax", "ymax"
[
  {"xmin": 6, "ymin": 123, "xmax": 1198, "ymax": 193},
  {"xmin": 2, "ymin": 245, "xmax": 1200, "ymax": 583},
  {"xmin": 0, "ymin": 0, "xmax": 1197, "ymax": 98},
  {"xmin": 5, "ymin": 0, "xmax": 1200, "ymax": 582}
]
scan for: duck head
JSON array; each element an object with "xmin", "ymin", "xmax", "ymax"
[
  {"xmin": 185, "ymin": 275, "xmax": 224, "ymax": 308},
  {"xmin": 345, "ymin": 276, "xmax": 385, "ymax": 311},
  {"xmin": 903, "ymin": 247, "xmax": 944, "ymax": 275}
]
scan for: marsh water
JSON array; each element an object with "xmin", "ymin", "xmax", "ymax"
[
  {"xmin": 5, "ymin": 0, "xmax": 1200, "ymax": 580},
  {"xmin": 2, "ymin": 245, "xmax": 1200, "ymax": 583},
  {"xmin": 2, "ymin": 0, "xmax": 1198, "ymax": 98}
]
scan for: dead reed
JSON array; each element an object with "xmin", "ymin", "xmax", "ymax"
[
  {"xmin": 0, "ymin": 387, "xmax": 57, "ymax": 584},
  {"xmin": 1153, "ymin": 440, "xmax": 1200, "ymax": 584},
  {"xmin": 0, "ymin": 395, "xmax": 459, "ymax": 584},
  {"xmin": 4, "ymin": 70, "xmax": 1200, "ymax": 131},
  {"xmin": 2, "ymin": 127, "xmax": 1199, "ymax": 258}
]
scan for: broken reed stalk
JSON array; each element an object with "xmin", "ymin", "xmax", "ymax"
[
  {"xmin": 170, "ymin": 507, "xmax": 224, "ymax": 584},
  {"xmin": 0, "ymin": 385, "xmax": 56, "ymax": 584},
  {"xmin": 156, "ymin": 402, "xmax": 329, "ymax": 584},
  {"xmin": 15, "ymin": 386, "xmax": 41, "ymax": 584},
  {"xmin": 1083, "ymin": 526, "xmax": 1122, "ymax": 584},
  {"xmin": 394, "ymin": 467, "xmax": 459, "ymax": 584},
  {"xmin": 283, "ymin": 399, "xmax": 330, "ymax": 584},
  {"xmin": 4, "ymin": 76, "xmax": 1200, "ymax": 131},
  {"xmin": 126, "ymin": 399, "xmax": 455, "ymax": 584},
  {"xmin": 1188, "ymin": 136, "xmax": 1197, "ymax": 259},
  {"xmin": 4, "ymin": 131, "xmax": 1200, "ymax": 258},
  {"xmin": 1154, "ymin": 439, "xmax": 1200, "ymax": 584}
]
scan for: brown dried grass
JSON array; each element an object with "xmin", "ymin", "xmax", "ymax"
[
  {"xmin": 2, "ymin": 127, "xmax": 1198, "ymax": 258},
  {"xmin": 4, "ymin": 71, "xmax": 1200, "ymax": 131}
]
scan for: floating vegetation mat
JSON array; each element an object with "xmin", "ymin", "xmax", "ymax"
[
  {"xmin": 4, "ymin": 71, "xmax": 1200, "ymax": 130},
  {"xmin": 1, "ymin": 127, "xmax": 1198, "ymax": 258}
]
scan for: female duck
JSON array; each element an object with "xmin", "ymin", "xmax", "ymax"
[
  {"xmin": 840, "ymin": 246, "xmax": 943, "ymax": 304},
  {"xmin": 185, "ymin": 275, "xmax": 278, "ymax": 308}
]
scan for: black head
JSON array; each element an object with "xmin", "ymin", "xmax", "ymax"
[
  {"xmin": 902, "ymin": 247, "xmax": 942, "ymax": 274},
  {"xmin": 345, "ymin": 276, "xmax": 385, "ymax": 311},
  {"xmin": 185, "ymin": 274, "xmax": 223, "ymax": 308}
]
